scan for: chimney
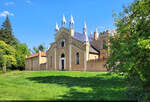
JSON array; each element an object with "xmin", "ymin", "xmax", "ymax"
[{"xmin": 94, "ymin": 32, "xmax": 98, "ymax": 40}]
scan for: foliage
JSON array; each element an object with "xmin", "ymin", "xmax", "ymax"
[
  {"xmin": 38, "ymin": 44, "xmax": 45, "ymax": 52},
  {"xmin": 14, "ymin": 43, "xmax": 30, "ymax": 70},
  {"xmin": 0, "ymin": 16, "xmax": 18, "ymax": 45},
  {"xmin": 106, "ymin": 0, "xmax": 150, "ymax": 100},
  {"xmin": 0, "ymin": 16, "xmax": 31, "ymax": 70},
  {"xmin": 0, "ymin": 40, "xmax": 16, "ymax": 70},
  {"xmin": 0, "ymin": 71, "xmax": 128, "ymax": 100},
  {"xmin": 32, "ymin": 46, "xmax": 39, "ymax": 53},
  {"xmin": 0, "ymin": 29, "xmax": 18, "ymax": 46},
  {"xmin": 2, "ymin": 16, "xmax": 12, "ymax": 33},
  {"xmin": 32, "ymin": 44, "xmax": 46, "ymax": 54}
]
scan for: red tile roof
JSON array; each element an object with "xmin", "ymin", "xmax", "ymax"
[{"xmin": 26, "ymin": 51, "xmax": 46, "ymax": 59}]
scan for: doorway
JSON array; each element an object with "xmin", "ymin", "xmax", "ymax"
[{"xmin": 60, "ymin": 54, "xmax": 65, "ymax": 71}]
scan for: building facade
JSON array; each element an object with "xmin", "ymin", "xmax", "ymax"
[
  {"xmin": 25, "ymin": 15, "xmax": 116, "ymax": 71},
  {"xmin": 25, "ymin": 51, "xmax": 47, "ymax": 71}
]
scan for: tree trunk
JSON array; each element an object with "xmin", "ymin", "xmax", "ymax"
[{"xmin": 3, "ymin": 62, "xmax": 6, "ymax": 73}]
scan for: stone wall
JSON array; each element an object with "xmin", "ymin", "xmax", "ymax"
[
  {"xmin": 86, "ymin": 59, "xmax": 107, "ymax": 72},
  {"xmin": 25, "ymin": 56, "xmax": 39, "ymax": 71},
  {"xmin": 40, "ymin": 63, "xmax": 47, "ymax": 70}
]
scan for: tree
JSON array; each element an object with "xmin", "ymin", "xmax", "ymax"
[
  {"xmin": 0, "ymin": 41, "xmax": 16, "ymax": 72},
  {"xmin": 14, "ymin": 43, "xmax": 30, "ymax": 70},
  {"xmin": 0, "ymin": 16, "xmax": 18, "ymax": 45},
  {"xmin": 38, "ymin": 44, "xmax": 45, "ymax": 52},
  {"xmin": 2, "ymin": 16, "xmax": 12, "ymax": 33},
  {"xmin": 32, "ymin": 44, "xmax": 46, "ymax": 54},
  {"xmin": 32, "ymin": 46, "xmax": 39, "ymax": 53},
  {"xmin": 106, "ymin": 0, "xmax": 150, "ymax": 100}
]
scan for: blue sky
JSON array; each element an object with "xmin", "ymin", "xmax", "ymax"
[{"xmin": 0, "ymin": 0, "xmax": 134, "ymax": 50}]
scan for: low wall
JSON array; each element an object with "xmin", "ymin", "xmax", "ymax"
[
  {"xmin": 86, "ymin": 59, "xmax": 108, "ymax": 72},
  {"xmin": 40, "ymin": 63, "xmax": 47, "ymax": 70}
]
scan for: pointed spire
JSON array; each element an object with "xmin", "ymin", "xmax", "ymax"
[
  {"xmin": 83, "ymin": 21, "xmax": 87, "ymax": 30},
  {"xmin": 70, "ymin": 14, "xmax": 74, "ymax": 28},
  {"xmin": 62, "ymin": 14, "xmax": 66, "ymax": 27},
  {"xmin": 83, "ymin": 22, "xmax": 89, "ymax": 42},
  {"xmin": 70, "ymin": 15, "xmax": 74, "ymax": 24},
  {"xmin": 95, "ymin": 26, "xmax": 98, "ymax": 33},
  {"xmin": 55, "ymin": 22, "xmax": 59, "ymax": 31},
  {"xmin": 90, "ymin": 29, "xmax": 92, "ymax": 36}
]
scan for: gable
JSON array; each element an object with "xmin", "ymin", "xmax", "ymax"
[{"xmin": 55, "ymin": 27, "xmax": 70, "ymax": 41}]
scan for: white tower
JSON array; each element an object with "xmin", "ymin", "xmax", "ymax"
[
  {"xmin": 83, "ymin": 22, "xmax": 89, "ymax": 42},
  {"xmin": 83, "ymin": 22, "xmax": 89, "ymax": 72},
  {"xmin": 70, "ymin": 15, "xmax": 75, "ymax": 37}
]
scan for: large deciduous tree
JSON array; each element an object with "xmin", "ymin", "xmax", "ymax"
[
  {"xmin": 106, "ymin": 0, "xmax": 150, "ymax": 100},
  {"xmin": 14, "ymin": 43, "xmax": 30, "ymax": 70},
  {"xmin": 0, "ymin": 41, "xmax": 16, "ymax": 72}
]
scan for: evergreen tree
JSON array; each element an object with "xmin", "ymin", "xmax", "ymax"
[
  {"xmin": 2, "ymin": 16, "xmax": 12, "ymax": 33},
  {"xmin": 0, "ymin": 16, "xmax": 18, "ymax": 45}
]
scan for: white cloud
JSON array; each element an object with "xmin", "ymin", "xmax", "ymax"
[
  {"xmin": 26, "ymin": 0, "xmax": 31, "ymax": 4},
  {"xmin": 0, "ymin": 11, "xmax": 14, "ymax": 17},
  {"xmin": 4, "ymin": 2, "xmax": 15, "ymax": 6}
]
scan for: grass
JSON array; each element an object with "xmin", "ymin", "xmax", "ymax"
[{"xmin": 0, "ymin": 70, "xmax": 129, "ymax": 101}]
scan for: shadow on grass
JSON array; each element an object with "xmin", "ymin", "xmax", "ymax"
[{"xmin": 27, "ymin": 75, "xmax": 128, "ymax": 100}]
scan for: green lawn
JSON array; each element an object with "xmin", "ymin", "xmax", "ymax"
[{"xmin": 0, "ymin": 70, "xmax": 129, "ymax": 101}]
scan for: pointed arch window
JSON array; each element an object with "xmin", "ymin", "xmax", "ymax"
[
  {"xmin": 60, "ymin": 39, "xmax": 65, "ymax": 48},
  {"xmin": 76, "ymin": 52, "xmax": 79, "ymax": 65}
]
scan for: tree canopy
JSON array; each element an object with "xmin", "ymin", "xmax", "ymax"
[
  {"xmin": 0, "ymin": 16, "xmax": 30, "ymax": 71},
  {"xmin": 0, "ymin": 16, "xmax": 18, "ymax": 45},
  {"xmin": 106, "ymin": 0, "xmax": 150, "ymax": 100},
  {"xmin": 0, "ymin": 41, "xmax": 16, "ymax": 70}
]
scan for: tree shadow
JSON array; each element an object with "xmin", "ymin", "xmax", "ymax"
[{"xmin": 27, "ymin": 75, "xmax": 128, "ymax": 100}]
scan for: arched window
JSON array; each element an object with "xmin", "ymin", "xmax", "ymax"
[
  {"xmin": 60, "ymin": 40, "xmax": 65, "ymax": 48},
  {"xmin": 76, "ymin": 53, "xmax": 79, "ymax": 64}
]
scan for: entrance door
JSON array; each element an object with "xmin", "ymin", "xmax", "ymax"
[
  {"xmin": 60, "ymin": 54, "xmax": 65, "ymax": 71},
  {"xmin": 61, "ymin": 58, "xmax": 64, "ymax": 71}
]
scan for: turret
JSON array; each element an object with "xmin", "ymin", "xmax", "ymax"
[
  {"xmin": 70, "ymin": 14, "xmax": 74, "ymax": 29},
  {"xmin": 83, "ymin": 22, "xmax": 89, "ymax": 42},
  {"xmin": 62, "ymin": 14, "xmax": 66, "ymax": 27},
  {"xmin": 55, "ymin": 22, "xmax": 59, "ymax": 32},
  {"xmin": 69, "ymin": 15, "xmax": 74, "ymax": 37}
]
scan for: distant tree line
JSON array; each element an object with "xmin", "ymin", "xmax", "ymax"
[
  {"xmin": 0, "ymin": 16, "xmax": 47, "ymax": 72},
  {"xmin": 0, "ymin": 16, "xmax": 30, "ymax": 71}
]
